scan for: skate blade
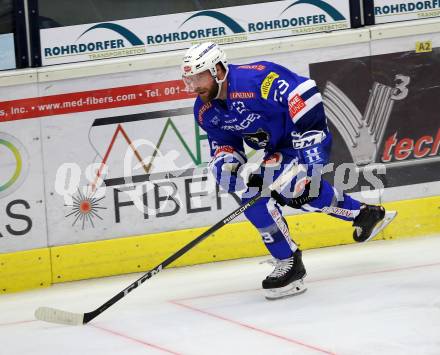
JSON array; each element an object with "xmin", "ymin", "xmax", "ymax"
[
  {"xmin": 264, "ymin": 279, "xmax": 307, "ymax": 300},
  {"xmin": 363, "ymin": 210, "xmax": 397, "ymax": 243}
]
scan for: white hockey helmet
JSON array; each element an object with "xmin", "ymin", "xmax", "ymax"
[{"xmin": 181, "ymin": 42, "xmax": 229, "ymax": 97}]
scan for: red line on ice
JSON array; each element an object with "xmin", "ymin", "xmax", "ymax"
[
  {"xmin": 0, "ymin": 320, "xmax": 36, "ymax": 327},
  {"xmin": 91, "ymin": 324, "xmax": 182, "ymax": 355},
  {"xmin": 170, "ymin": 300, "xmax": 336, "ymax": 355},
  {"xmin": 167, "ymin": 261, "xmax": 440, "ymax": 354}
]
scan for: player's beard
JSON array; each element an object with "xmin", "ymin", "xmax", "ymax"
[{"xmin": 199, "ymin": 82, "xmax": 220, "ymax": 103}]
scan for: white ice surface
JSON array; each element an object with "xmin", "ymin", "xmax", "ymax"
[{"xmin": 1, "ymin": 236, "xmax": 440, "ymax": 355}]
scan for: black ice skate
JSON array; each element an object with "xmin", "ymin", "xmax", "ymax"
[
  {"xmin": 353, "ymin": 204, "xmax": 397, "ymax": 243},
  {"xmin": 262, "ymin": 249, "xmax": 307, "ymax": 300}
]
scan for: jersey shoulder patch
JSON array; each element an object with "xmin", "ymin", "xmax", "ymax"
[{"xmin": 194, "ymin": 97, "xmax": 219, "ymax": 129}]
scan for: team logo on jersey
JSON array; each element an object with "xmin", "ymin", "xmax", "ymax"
[
  {"xmin": 237, "ymin": 64, "xmax": 266, "ymax": 71},
  {"xmin": 288, "ymin": 94, "xmax": 306, "ymax": 118},
  {"xmin": 210, "ymin": 115, "xmax": 220, "ymax": 126},
  {"xmin": 243, "ymin": 128, "xmax": 270, "ymax": 148},
  {"xmin": 198, "ymin": 102, "xmax": 212, "ymax": 125},
  {"xmin": 229, "ymin": 91, "xmax": 256, "ymax": 99},
  {"xmin": 261, "ymin": 72, "xmax": 279, "ymax": 99}
]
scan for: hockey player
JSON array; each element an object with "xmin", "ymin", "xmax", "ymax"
[{"xmin": 181, "ymin": 42, "xmax": 396, "ymax": 300}]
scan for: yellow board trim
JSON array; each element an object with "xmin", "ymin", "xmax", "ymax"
[
  {"xmin": 0, "ymin": 248, "xmax": 51, "ymax": 293},
  {"xmin": 1, "ymin": 196, "xmax": 439, "ymax": 293}
]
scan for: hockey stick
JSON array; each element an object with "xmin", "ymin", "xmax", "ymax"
[{"xmin": 35, "ymin": 164, "xmax": 303, "ymax": 325}]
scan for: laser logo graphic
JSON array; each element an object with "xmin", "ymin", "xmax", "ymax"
[
  {"xmin": 43, "ymin": 22, "xmax": 146, "ymax": 61},
  {"xmin": 65, "ymin": 189, "xmax": 107, "ymax": 230},
  {"xmin": 0, "ymin": 132, "xmax": 29, "ymax": 199}
]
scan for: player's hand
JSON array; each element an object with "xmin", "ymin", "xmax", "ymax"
[
  {"xmin": 246, "ymin": 173, "xmax": 263, "ymax": 190},
  {"xmin": 246, "ymin": 173, "xmax": 288, "ymax": 206}
]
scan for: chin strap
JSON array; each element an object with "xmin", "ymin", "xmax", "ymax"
[{"xmin": 213, "ymin": 66, "xmax": 229, "ymax": 100}]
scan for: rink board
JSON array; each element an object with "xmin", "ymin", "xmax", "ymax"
[
  {"xmin": 1, "ymin": 195, "xmax": 439, "ymax": 292},
  {"xmin": 0, "ymin": 248, "xmax": 51, "ymax": 293},
  {"xmin": 48, "ymin": 196, "xmax": 440, "ymax": 283}
]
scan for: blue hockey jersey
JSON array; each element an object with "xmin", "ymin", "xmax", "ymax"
[{"xmin": 193, "ymin": 61, "xmax": 327, "ymax": 158}]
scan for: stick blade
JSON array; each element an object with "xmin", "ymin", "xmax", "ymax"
[{"xmin": 35, "ymin": 307, "xmax": 84, "ymax": 326}]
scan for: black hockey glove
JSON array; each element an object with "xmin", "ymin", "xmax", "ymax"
[
  {"xmin": 246, "ymin": 173, "xmax": 287, "ymax": 206},
  {"xmin": 247, "ymin": 174, "xmax": 315, "ymax": 209},
  {"xmin": 246, "ymin": 173, "xmax": 263, "ymax": 190}
]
